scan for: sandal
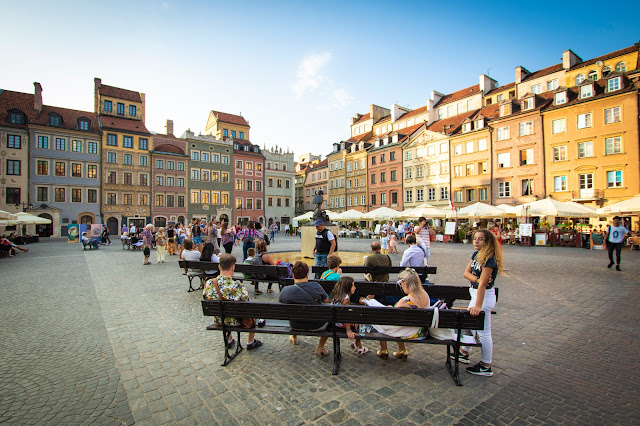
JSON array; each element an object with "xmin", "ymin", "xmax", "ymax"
[
  {"xmin": 289, "ymin": 335, "xmax": 299, "ymax": 345},
  {"xmin": 254, "ymin": 289, "xmax": 263, "ymax": 295},
  {"xmin": 315, "ymin": 347, "xmax": 329, "ymax": 356},
  {"xmin": 354, "ymin": 346, "xmax": 369, "ymax": 355}
]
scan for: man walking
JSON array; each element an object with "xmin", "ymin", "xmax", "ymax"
[
  {"xmin": 605, "ymin": 216, "xmax": 629, "ymax": 271},
  {"xmin": 313, "ymin": 220, "xmax": 336, "ymax": 278}
]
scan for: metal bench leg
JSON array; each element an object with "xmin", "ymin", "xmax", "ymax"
[
  {"xmin": 187, "ymin": 276, "xmax": 197, "ymax": 292},
  {"xmin": 221, "ymin": 330, "xmax": 244, "ymax": 366},
  {"xmin": 332, "ymin": 337, "xmax": 341, "ymax": 375}
]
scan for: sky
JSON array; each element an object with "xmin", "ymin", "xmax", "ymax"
[{"xmin": 1, "ymin": 0, "xmax": 638, "ymax": 158}]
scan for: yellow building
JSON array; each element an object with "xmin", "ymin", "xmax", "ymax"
[
  {"xmin": 345, "ymin": 141, "xmax": 370, "ymax": 212},
  {"xmin": 543, "ymin": 72, "xmax": 639, "ymax": 210},
  {"xmin": 564, "ymin": 43, "xmax": 639, "ymax": 88},
  {"xmin": 95, "ymin": 78, "xmax": 151, "ymax": 232},
  {"xmin": 204, "ymin": 110, "xmax": 250, "ymax": 141}
]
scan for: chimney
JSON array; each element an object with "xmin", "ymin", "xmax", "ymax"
[
  {"xmin": 33, "ymin": 82, "xmax": 43, "ymax": 113},
  {"xmin": 390, "ymin": 104, "xmax": 404, "ymax": 122},
  {"xmin": 140, "ymin": 93, "xmax": 146, "ymax": 124},
  {"xmin": 94, "ymin": 78, "xmax": 101, "ymax": 114},
  {"xmin": 515, "ymin": 66, "xmax": 530, "ymax": 84},
  {"xmin": 165, "ymin": 119, "xmax": 174, "ymax": 135},
  {"xmin": 479, "ymin": 74, "xmax": 497, "ymax": 94},
  {"xmin": 562, "ymin": 49, "xmax": 582, "ymax": 69},
  {"xmin": 351, "ymin": 113, "xmax": 362, "ymax": 125}
]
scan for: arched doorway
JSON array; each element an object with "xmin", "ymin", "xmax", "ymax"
[
  {"xmin": 177, "ymin": 215, "xmax": 185, "ymax": 225},
  {"xmin": 80, "ymin": 215, "xmax": 93, "ymax": 226},
  {"xmin": 154, "ymin": 216, "xmax": 167, "ymax": 228},
  {"xmin": 268, "ymin": 218, "xmax": 273, "ymax": 226},
  {"xmin": 107, "ymin": 217, "xmax": 118, "ymax": 235},
  {"xmin": 219, "ymin": 214, "xmax": 229, "ymax": 223},
  {"xmin": 37, "ymin": 213, "xmax": 53, "ymax": 237}
]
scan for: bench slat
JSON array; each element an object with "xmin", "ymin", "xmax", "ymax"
[{"xmin": 312, "ymin": 265, "xmax": 437, "ymax": 274}]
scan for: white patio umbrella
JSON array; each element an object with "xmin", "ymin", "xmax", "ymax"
[
  {"xmin": 447, "ymin": 202, "xmax": 507, "ymax": 219},
  {"xmin": 362, "ymin": 207, "xmax": 401, "ymax": 220},
  {"xmin": 507, "ymin": 198, "xmax": 596, "ymax": 218},
  {"xmin": 333, "ymin": 209, "xmax": 364, "ymax": 221},
  {"xmin": 0, "ymin": 220, "xmax": 7, "ymax": 226},
  {"xmin": 293, "ymin": 211, "xmax": 313, "ymax": 222},
  {"xmin": 596, "ymin": 194, "xmax": 640, "ymax": 215},
  {"xmin": 0, "ymin": 210, "xmax": 17, "ymax": 220},
  {"xmin": 397, "ymin": 206, "xmax": 449, "ymax": 219},
  {"xmin": 13, "ymin": 212, "xmax": 52, "ymax": 224},
  {"xmin": 494, "ymin": 204, "xmax": 515, "ymax": 212}
]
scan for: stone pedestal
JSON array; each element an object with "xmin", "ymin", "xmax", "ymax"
[{"xmin": 301, "ymin": 224, "xmax": 339, "ymax": 258}]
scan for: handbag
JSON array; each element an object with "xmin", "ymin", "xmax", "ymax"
[
  {"xmin": 427, "ymin": 306, "xmax": 455, "ymax": 340},
  {"xmin": 212, "ymin": 277, "xmax": 256, "ymax": 328}
]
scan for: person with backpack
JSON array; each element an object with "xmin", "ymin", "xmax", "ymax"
[{"xmin": 313, "ymin": 220, "xmax": 336, "ymax": 278}]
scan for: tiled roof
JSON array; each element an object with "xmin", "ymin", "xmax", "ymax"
[
  {"xmin": 99, "ymin": 84, "xmax": 142, "ymax": 103},
  {"xmin": 448, "ymin": 105, "xmax": 500, "ymax": 137},
  {"xmin": 0, "ymin": 90, "xmax": 35, "ymax": 129},
  {"xmin": 570, "ymin": 44, "xmax": 639, "ymax": 71},
  {"xmin": 152, "ymin": 143, "xmax": 186, "ymax": 155},
  {"xmin": 353, "ymin": 113, "xmax": 371, "ymax": 124},
  {"xmin": 398, "ymin": 105, "xmax": 428, "ymax": 121},
  {"xmin": 427, "ymin": 110, "xmax": 476, "ymax": 134},
  {"xmin": 433, "ymin": 84, "xmax": 481, "ymax": 108},
  {"xmin": 347, "ymin": 130, "xmax": 373, "ymax": 143},
  {"xmin": 100, "ymin": 116, "xmax": 151, "ymax": 135},
  {"xmin": 371, "ymin": 122, "xmax": 425, "ymax": 151},
  {"xmin": 484, "ymin": 82, "xmax": 516, "ymax": 97},
  {"xmin": 521, "ymin": 63, "xmax": 564, "ymax": 82},
  {"xmin": 543, "ymin": 75, "xmax": 634, "ymax": 113},
  {"xmin": 211, "ymin": 110, "xmax": 249, "ymax": 126},
  {"xmin": 375, "ymin": 115, "xmax": 391, "ymax": 124},
  {"xmin": 31, "ymin": 105, "xmax": 100, "ymax": 133}
]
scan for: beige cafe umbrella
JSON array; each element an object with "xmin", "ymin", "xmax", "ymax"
[
  {"xmin": 507, "ymin": 198, "xmax": 596, "ymax": 218},
  {"xmin": 397, "ymin": 205, "xmax": 449, "ymax": 219},
  {"xmin": 13, "ymin": 212, "xmax": 52, "ymax": 224},
  {"xmin": 362, "ymin": 207, "xmax": 401, "ymax": 220},
  {"xmin": 447, "ymin": 202, "xmax": 507, "ymax": 219},
  {"xmin": 333, "ymin": 209, "xmax": 364, "ymax": 221},
  {"xmin": 0, "ymin": 210, "xmax": 17, "ymax": 220},
  {"xmin": 597, "ymin": 194, "xmax": 640, "ymax": 215}
]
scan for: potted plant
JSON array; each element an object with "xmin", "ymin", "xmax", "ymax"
[{"xmin": 457, "ymin": 224, "xmax": 470, "ymax": 244}]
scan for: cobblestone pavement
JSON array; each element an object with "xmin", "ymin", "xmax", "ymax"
[{"xmin": 1, "ymin": 234, "xmax": 639, "ymax": 425}]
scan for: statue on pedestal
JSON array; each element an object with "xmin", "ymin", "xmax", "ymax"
[{"xmin": 311, "ymin": 189, "xmax": 330, "ymax": 224}]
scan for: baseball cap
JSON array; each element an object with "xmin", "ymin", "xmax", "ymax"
[
  {"xmin": 314, "ymin": 219, "xmax": 324, "ymax": 226},
  {"xmin": 613, "ymin": 216, "xmax": 621, "ymax": 220}
]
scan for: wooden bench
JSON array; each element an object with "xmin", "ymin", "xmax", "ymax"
[
  {"xmin": 201, "ymin": 300, "xmax": 485, "ymax": 385},
  {"xmin": 312, "ymin": 265, "xmax": 436, "ymax": 283},
  {"xmin": 179, "ymin": 261, "xmax": 289, "ymax": 292}
]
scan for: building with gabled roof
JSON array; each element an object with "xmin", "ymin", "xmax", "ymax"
[{"xmin": 204, "ymin": 110, "xmax": 250, "ymax": 141}]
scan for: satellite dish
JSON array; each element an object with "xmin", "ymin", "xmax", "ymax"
[{"xmin": 596, "ymin": 60, "xmax": 604, "ymax": 67}]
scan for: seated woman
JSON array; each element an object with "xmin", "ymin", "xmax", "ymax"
[
  {"xmin": 331, "ymin": 277, "xmax": 368, "ymax": 355},
  {"xmin": 279, "ymin": 261, "xmax": 331, "ymax": 356},
  {"xmin": 249, "ymin": 240, "xmax": 278, "ymax": 294},
  {"xmin": 320, "ymin": 255, "xmax": 342, "ymax": 281},
  {"xmin": 200, "ymin": 243, "xmax": 221, "ymax": 276},
  {"xmin": 361, "ymin": 268, "xmax": 430, "ymax": 361}
]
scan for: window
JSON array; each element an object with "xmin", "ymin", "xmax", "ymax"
[
  {"xmin": 9, "ymin": 111, "xmax": 23, "ymax": 124},
  {"xmin": 380, "ymin": 172, "xmax": 386, "ymax": 183},
  {"xmin": 211, "ymin": 154, "xmax": 219, "ymax": 163},
  {"xmin": 231, "ymin": 130, "xmax": 236, "ymax": 138},
  {"xmin": 256, "ymin": 163, "xmax": 262, "ymax": 171},
  {"xmin": 462, "ymin": 122, "xmax": 472, "ymax": 133},
  {"xmin": 416, "ymin": 189, "xmax": 424, "ymax": 202},
  {"xmin": 49, "ymin": 115, "xmax": 61, "ymax": 127},
  {"xmin": 454, "ymin": 191, "xmax": 462, "ymax": 203},
  {"xmin": 615, "ymin": 62, "xmax": 626, "ymax": 73},
  {"xmin": 547, "ymin": 79, "xmax": 558, "ymax": 91},
  {"xmin": 37, "ymin": 160, "xmax": 49, "ymax": 175},
  {"xmin": 3, "ymin": 134, "xmax": 20, "ymax": 150},
  {"xmin": 521, "ymin": 179, "xmax": 534, "ymax": 196},
  {"xmin": 156, "ymin": 159, "xmax": 164, "ymax": 169},
  {"xmin": 106, "ymin": 193, "xmax": 116, "ymax": 205},
  {"xmin": 117, "ymin": 103, "xmax": 125, "ymax": 115},
  {"xmin": 238, "ymin": 131, "xmax": 244, "ymax": 139},
  {"xmin": 577, "ymin": 141, "xmax": 593, "ymax": 159},
  {"xmin": 498, "ymin": 182, "xmax": 511, "ymax": 198},
  {"xmin": 575, "ymin": 74, "xmax": 585, "ymax": 85},
  {"xmin": 202, "ymin": 170, "xmax": 210, "ymax": 182},
  {"xmin": 454, "ymin": 144, "xmax": 462, "ymax": 156},
  {"xmin": 54, "ymin": 161, "xmax": 65, "ymax": 176},
  {"xmin": 371, "ymin": 156, "xmax": 377, "ymax": 165},
  {"xmin": 405, "ymin": 168, "xmax": 412, "ymax": 179},
  {"xmin": 55, "ymin": 138, "xmax": 66, "ymax": 151},
  {"xmin": 6, "ymin": 187, "xmax": 20, "ymax": 204},
  {"xmin": 466, "ymin": 189, "xmax": 474, "ymax": 202},
  {"xmin": 416, "ymin": 166, "xmax": 423, "ymax": 178},
  {"xmin": 497, "ymin": 127, "xmax": 510, "ymax": 141},
  {"xmin": 531, "ymin": 84, "xmax": 542, "ymax": 94},
  {"xmin": 223, "ymin": 129, "xmax": 228, "ymax": 137},
  {"xmin": 139, "ymin": 138, "xmax": 148, "ymax": 150},
  {"xmin": 72, "ymin": 163, "xmax": 82, "ymax": 177},
  {"xmin": 587, "ymin": 70, "xmax": 597, "ymax": 81},
  {"xmin": 104, "ymin": 100, "xmax": 112, "ymax": 112},
  {"xmin": 554, "ymin": 176, "xmax": 567, "ymax": 191},
  {"xmin": 497, "ymin": 153, "xmax": 510, "ymax": 168},
  {"xmin": 192, "ymin": 169, "xmax": 200, "ymax": 180},
  {"xmin": 55, "ymin": 188, "xmax": 65, "ymax": 202},
  {"xmin": 522, "ymin": 98, "xmax": 533, "ymax": 110},
  {"xmin": 236, "ymin": 160, "xmax": 242, "ymax": 169},
  {"xmin": 37, "ymin": 135, "xmax": 48, "ymax": 149},
  {"xmin": 84, "ymin": 189, "xmax": 95, "ymax": 204},
  {"xmin": 107, "ymin": 171, "xmax": 117, "ymax": 184},
  {"xmin": 107, "ymin": 134, "xmax": 117, "ymax": 146},
  {"xmin": 123, "ymin": 154, "xmax": 132, "ymax": 165},
  {"xmin": 72, "ymin": 188, "xmax": 82, "ymax": 203},
  {"xmin": 454, "ymin": 165, "xmax": 462, "ymax": 177},
  {"xmin": 555, "ymin": 92, "xmax": 567, "ymax": 105},
  {"xmin": 246, "ymin": 198, "xmax": 253, "ymax": 209},
  {"xmin": 441, "ymin": 187, "xmax": 449, "ymax": 200},
  {"xmin": 87, "ymin": 164, "xmax": 97, "ymax": 178},
  {"xmin": 201, "ymin": 152, "xmax": 209, "ymax": 162},
  {"xmin": 191, "ymin": 191, "xmax": 200, "ymax": 204},
  {"xmin": 371, "ymin": 174, "xmax": 376, "ymax": 184},
  {"xmin": 121, "ymin": 136, "xmax": 132, "ymax": 148},
  {"xmin": 87, "ymin": 141, "xmax": 97, "ymax": 154},
  {"xmin": 285, "ymin": 179, "xmax": 291, "ymax": 189},
  {"xmin": 136, "ymin": 194, "xmax": 145, "ymax": 205},
  {"xmin": 519, "ymin": 121, "xmax": 534, "ymax": 136},
  {"xmin": 177, "ymin": 178, "xmax": 185, "ymax": 187},
  {"xmin": 576, "ymin": 113, "xmax": 592, "ymax": 129},
  {"xmin": 466, "ymin": 141, "xmax": 474, "ymax": 153},
  {"xmin": 427, "ymin": 146, "xmax": 435, "ymax": 156},
  {"xmin": 605, "ymin": 136, "xmax": 622, "ymax": 155},
  {"xmin": 121, "ymin": 173, "xmax": 131, "ymax": 185},
  {"xmin": 178, "ymin": 162, "xmax": 185, "ymax": 171},
  {"xmin": 519, "ymin": 148, "xmax": 534, "ymax": 165},
  {"xmin": 500, "ymin": 104, "xmax": 511, "ymax": 116},
  {"xmin": 580, "ymin": 85, "xmax": 593, "ymax": 98},
  {"xmin": 440, "ymin": 162, "xmax": 449, "ymax": 174},
  {"xmin": 579, "ymin": 173, "xmax": 593, "ymax": 189},
  {"xmin": 192, "ymin": 151, "xmax": 199, "ymax": 161},
  {"xmin": 607, "ymin": 171, "xmax": 623, "ymax": 188},
  {"xmin": 552, "ymin": 146, "xmax": 567, "ymax": 161},
  {"xmin": 405, "ymin": 151, "xmax": 412, "ymax": 161},
  {"xmin": 276, "ymin": 178, "xmax": 282, "ymax": 188},
  {"xmin": 606, "ymin": 77, "xmax": 621, "ymax": 92},
  {"xmin": 552, "ymin": 119, "xmax": 566, "ymax": 134},
  {"xmin": 156, "ymin": 176, "xmax": 164, "ymax": 186},
  {"xmin": 36, "ymin": 187, "xmax": 48, "ymax": 202},
  {"xmin": 479, "ymin": 188, "xmax": 488, "ymax": 201},
  {"xmin": 178, "ymin": 196, "xmax": 185, "ymax": 207},
  {"xmin": 222, "ymin": 173, "xmax": 229, "ymax": 183},
  {"xmin": 427, "ymin": 188, "xmax": 435, "ymax": 201},
  {"xmin": 245, "ymin": 179, "xmax": 252, "ymax": 191},
  {"xmin": 139, "ymin": 155, "xmax": 147, "ymax": 166},
  {"xmin": 129, "ymin": 105, "xmax": 136, "ymax": 117},
  {"xmin": 69, "ymin": 140, "xmax": 82, "ymax": 152},
  {"xmin": 107, "ymin": 152, "xmax": 117, "ymax": 163},
  {"xmin": 416, "ymin": 148, "xmax": 423, "ymax": 158},
  {"xmin": 140, "ymin": 174, "xmax": 148, "ymax": 186},
  {"xmin": 156, "ymin": 194, "xmax": 164, "ymax": 207},
  {"xmin": 405, "ymin": 190, "xmax": 412, "ymax": 202},
  {"xmin": 604, "ymin": 107, "xmax": 621, "ymax": 124},
  {"xmin": 246, "ymin": 161, "xmax": 253, "ymax": 171},
  {"xmin": 390, "ymin": 170, "xmax": 397, "ymax": 181},
  {"xmin": 166, "ymin": 177, "xmax": 174, "ymax": 187},
  {"xmin": 497, "ymin": 94, "xmax": 504, "ymax": 102},
  {"xmin": 235, "ymin": 179, "xmax": 243, "ymax": 191}
]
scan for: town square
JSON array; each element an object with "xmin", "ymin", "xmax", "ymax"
[{"xmin": 2, "ymin": 0, "xmax": 640, "ymax": 424}]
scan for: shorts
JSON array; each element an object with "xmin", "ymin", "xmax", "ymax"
[
  {"xmin": 381, "ymin": 248, "xmax": 389, "ymax": 255},
  {"xmin": 192, "ymin": 236, "xmax": 203, "ymax": 245},
  {"xmin": 178, "ymin": 236, "xmax": 185, "ymax": 245}
]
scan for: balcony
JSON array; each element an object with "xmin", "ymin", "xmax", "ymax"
[{"xmin": 571, "ymin": 189, "xmax": 604, "ymax": 201}]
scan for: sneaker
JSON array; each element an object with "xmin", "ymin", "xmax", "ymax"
[
  {"xmin": 450, "ymin": 352, "xmax": 470, "ymax": 364},
  {"xmin": 225, "ymin": 338, "xmax": 235, "ymax": 349},
  {"xmin": 466, "ymin": 362, "xmax": 493, "ymax": 376},
  {"xmin": 616, "ymin": 265, "xmax": 621, "ymax": 271},
  {"xmin": 608, "ymin": 261, "xmax": 614, "ymax": 268},
  {"xmin": 247, "ymin": 339, "xmax": 263, "ymax": 350}
]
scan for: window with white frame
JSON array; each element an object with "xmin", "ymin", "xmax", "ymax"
[
  {"xmin": 522, "ymin": 98, "xmax": 533, "ymax": 110},
  {"xmin": 579, "ymin": 173, "xmax": 593, "ymax": 189},
  {"xmin": 440, "ymin": 142, "xmax": 448, "ymax": 153},
  {"xmin": 521, "ymin": 179, "xmax": 534, "ymax": 196},
  {"xmin": 405, "ymin": 190, "xmax": 412, "ymax": 202},
  {"xmin": 604, "ymin": 106, "xmax": 621, "ymax": 124},
  {"xmin": 615, "ymin": 62, "xmax": 626, "ymax": 73},
  {"xmin": 477, "ymin": 139, "xmax": 487, "ymax": 151},
  {"xmin": 416, "ymin": 148, "xmax": 423, "ymax": 158},
  {"xmin": 454, "ymin": 144, "xmax": 462, "ymax": 155},
  {"xmin": 519, "ymin": 121, "xmax": 534, "ymax": 136},
  {"xmin": 405, "ymin": 168, "xmax": 412, "ymax": 179},
  {"xmin": 447, "ymin": 105, "xmax": 454, "ymax": 117},
  {"xmin": 465, "ymin": 141, "xmax": 474, "ymax": 153},
  {"xmin": 606, "ymin": 170, "xmax": 623, "ymax": 188},
  {"xmin": 607, "ymin": 77, "xmax": 621, "ymax": 92},
  {"xmin": 381, "ymin": 193, "xmax": 386, "ymax": 204},
  {"xmin": 500, "ymin": 104, "xmax": 511, "ymax": 116},
  {"xmin": 498, "ymin": 181, "xmax": 511, "ymax": 197},
  {"xmin": 415, "ymin": 166, "xmax": 423, "ymax": 178},
  {"xmin": 497, "ymin": 94, "xmax": 504, "ymax": 102},
  {"xmin": 531, "ymin": 84, "xmax": 542, "ymax": 94},
  {"xmin": 416, "ymin": 189, "xmax": 423, "ymax": 202},
  {"xmin": 578, "ymin": 141, "xmax": 593, "ymax": 158},
  {"xmin": 552, "ymin": 145, "xmax": 567, "ymax": 161},
  {"xmin": 453, "ymin": 165, "xmax": 461, "ymax": 177},
  {"xmin": 577, "ymin": 113, "xmax": 592, "ymax": 129},
  {"xmin": 361, "ymin": 195, "xmax": 365, "ymax": 205},
  {"xmin": 466, "ymin": 163, "xmax": 474, "ymax": 176},
  {"xmin": 427, "ymin": 145, "xmax": 435, "ymax": 156},
  {"xmin": 440, "ymin": 162, "xmax": 448, "ymax": 174},
  {"xmin": 479, "ymin": 188, "xmax": 488, "ymax": 201},
  {"xmin": 428, "ymin": 164, "xmax": 436, "ymax": 176},
  {"xmin": 519, "ymin": 148, "xmax": 534, "ymax": 165},
  {"xmin": 605, "ymin": 136, "xmax": 622, "ymax": 155},
  {"xmin": 438, "ymin": 109, "xmax": 443, "ymax": 119},
  {"xmin": 547, "ymin": 79, "xmax": 558, "ymax": 91},
  {"xmin": 405, "ymin": 151, "xmax": 412, "ymax": 160},
  {"xmin": 497, "ymin": 153, "xmax": 510, "ymax": 168},
  {"xmin": 475, "ymin": 118, "xmax": 484, "ymax": 129},
  {"xmin": 552, "ymin": 119, "xmax": 566, "ymax": 134},
  {"xmin": 462, "ymin": 122, "xmax": 472, "ymax": 133},
  {"xmin": 454, "ymin": 191, "xmax": 462, "ymax": 202},
  {"xmin": 497, "ymin": 126, "xmax": 510, "ymax": 141},
  {"xmin": 588, "ymin": 70, "xmax": 598, "ymax": 81},
  {"xmin": 554, "ymin": 176, "xmax": 567, "ymax": 191},
  {"xmin": 428, "ymin": 188, "xmax": 435, "ymax": 201},
  {"xmin": 575, "ymin": 74, "xmax": 585, "ymax": 85},
  {"xmin": 340, "ymin": 196, "xmax": 345, "ymax": 207},
  {"xmin": 555, "ymin": 92, "xmax": 567, "ymax": 105},
  {"xmin": 440, "ymin": 187, "xmax": 449, "ymax": 200},
  {"xmin": 580, "ymin": 85, "xmax": 593, "ymax": 99}
]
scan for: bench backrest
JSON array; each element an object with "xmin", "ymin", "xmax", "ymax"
[
  {"xmin": 179, "ymin": 260, "xmax": 285, "ymax": 279},
  {"xmin": 311, "ymin": 265, "xmax": 437, "ymax": 275},
  {"xmin": 201, "ymin": 300, "xmax": 485, "ymax": 330}
]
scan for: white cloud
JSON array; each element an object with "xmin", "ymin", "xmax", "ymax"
[
  {"xmin": 292, "ymin": 52, "xmax": 332, "ymax": 97},
  {"xmin": 331, "ymin": 89, "xmax": 353, "ymax": 109}
]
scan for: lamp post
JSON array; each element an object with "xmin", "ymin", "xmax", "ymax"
[
  {"xmin": 237, "ymin": 203, "xmax": 244, "ymax": 225},
  {"xmin": 15, "ymin": 202, "xmax": 33, "ymax": 212}
]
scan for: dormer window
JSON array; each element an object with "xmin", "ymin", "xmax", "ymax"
[
  {"xmin": 522, "ymin": 98, "xmax": 534, "ymax": 111},
  {"xmin": 575, "ymin": 74, "xmax": 585, "ymax": 85},
  {"xmin": 9, "ymin": 110, "xmax": 24, "ymax": 124},
  {"xmin": 602, "ymin": 66, "xmax": 612, "ymax": 77},
  {"xmin": 78, "ymin": 118, "xmax": 90, "ymax": 131},
  {"xmin": 496, "ymin": 94, "xmax": 504, "ymax": 102},
  {"xmin": 243, "ymin": 145, "xmax": 249, "ymax": 151},
  {"xmin": 392, "ymin": 134, "xmax": 399, "ymax": 143},
  {"xmin": 233, "ymin": 143, "xmax": 239, "ymax": 150},
  {"xmin": 500, "ymin": 104, "xmax": 511, "ymax": 116},
  {"xmin": 546, "ymin": 79, "xmax": 559, "ymax": 91},
  {"xmin": 475, "ymin": 118, "xmax": 484, "ymax": 130},
  {"xmin": 580, "ymin": 84, "xmax": 593, "ymax": 99},
  {"xmin": 49, "ymin": 113, "xmax": 61, "ymax": 127},
  {"xmin": 387, "ymin": 136, "xmax": 392, "ymax": 144},
  {"xmin": 615, "ymin": 62, "xmax": 626, "ymax": 73},
  {"xmin": 588, "ymin": 70, "xmax": 598, "ymax": 81},
  {"xmin": 462, "ymin": 122, "xmax": 472, "ymax": 133},
  {"xmin": 607, "ymin": 77, "xmax": 621, "ymax": 92},
  {"xmin": 555, "ymin": 92, "xmax": 567, "ymax": 105},
  {"xmin": 359, "ymin": 142, "xmax": 364, "ymax": 150}
]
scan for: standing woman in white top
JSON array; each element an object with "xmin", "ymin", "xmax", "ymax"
[{"xmin": 415, "ymin": 217, "xmax": 434, "ymax": 265}]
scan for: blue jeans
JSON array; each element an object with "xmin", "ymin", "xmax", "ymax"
[
  {"xmin": 243, "ymin": 241, "xmax": 255, "ymax": 261},
  {"xmin": 314, "ymin": 254, "xmax": 328, "ymax": 278}
]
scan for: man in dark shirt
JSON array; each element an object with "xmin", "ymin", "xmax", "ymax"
[{"xmin": 364, "ymin": 241, "xmax": 392, "ymax": 282}]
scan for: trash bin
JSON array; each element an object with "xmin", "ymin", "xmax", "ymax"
[{"xmin": 581, "ymin": 233, "xmax": 590, "ymax": 249}]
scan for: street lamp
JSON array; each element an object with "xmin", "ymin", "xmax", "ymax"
[{"xmin": 15, "ymin": 202, "xmax": 33, "ymax": 212}]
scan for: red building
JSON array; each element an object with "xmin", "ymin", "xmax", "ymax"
[{"xmin": 233, "ymin": 140, "xmax": 265, "ymax": 224}]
